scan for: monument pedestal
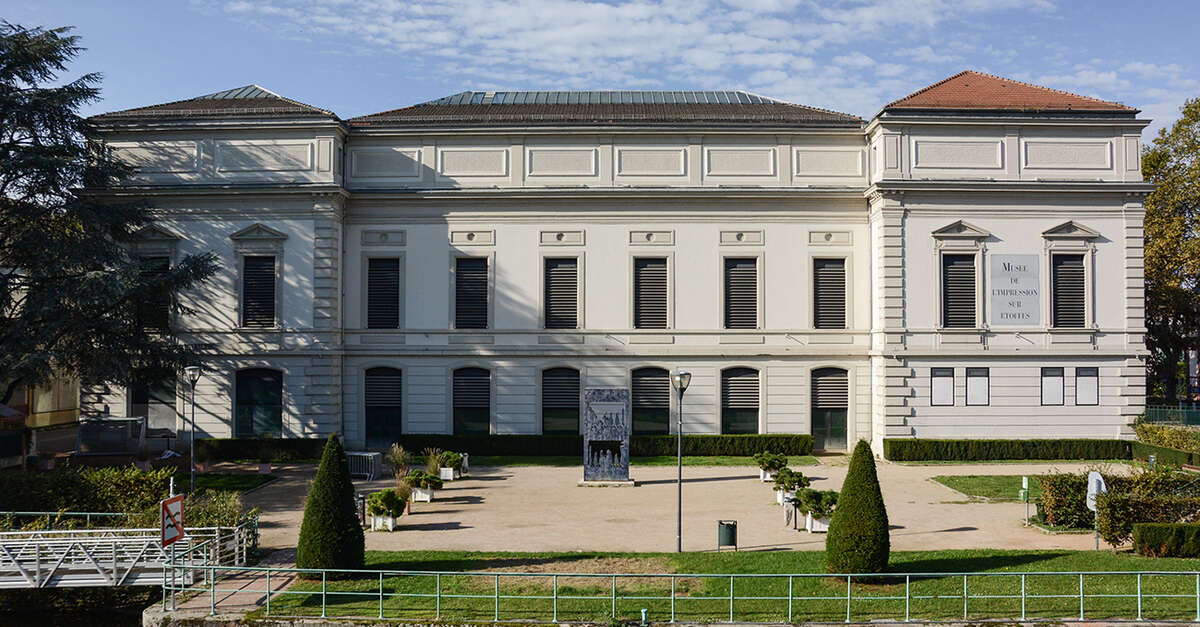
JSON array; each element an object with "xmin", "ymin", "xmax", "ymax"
[{"xmin": 577, "ymin": 479, "xmax": 637, "ymax": 488}]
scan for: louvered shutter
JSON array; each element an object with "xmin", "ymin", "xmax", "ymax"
[
  {"xmin": 453, "ymin": 368, "xmax": 490, "ymax": 408},
  {"xmin": 724, "ymin": 258, "xmax": 758, "ymax": 329},
  {"xmin": 542, "ymin": 368, "xmax": 580, "ymax": 409},
  {"xmin": 721, "ymin": 367, "xmax": 759, "ymax": 434},
  {"xmin": 813, "ymin": 258, "xmax": 846, "ymax": 329},
  {"xmin": 1052, "ymin": 254, "xmax": 1086, "ymax": 328},
  {"xmin": 242, "ymin": 256, "xmax": 276, "ymax": 328},
  {"xmin": 631, "ymin": 367, "xmax": 670, "ymax": 434},
  {"xmin": 367, "ymin": 258, "xmax": 400, "ymax": 329},
  {"xmin": 544, "ymin": 258, "xmax": 578, "ymax": 329},
  {"xmin": 365, "ymin": 368, "xmax": 403, "ymax": 407},
  {"xmin": 811, "ymin": 368, "xmax": 849, "ymax": 409},
  {"xmin": 138, "ymin": 256, "xmax": 170, "ymax": 330},
  {"xmin": 634, "ymin": 258, "xmax": 668, "ymax": 329},
  {"xmin": 941, "ymin": 254, "xmax": 976, "ymax": 328},
  {"xmin": 455, "ymin": 258, "xmax": 488, "ymax": 329}
]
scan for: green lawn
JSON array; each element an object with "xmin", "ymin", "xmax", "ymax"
[
  {"xmin": 254, "ymin": 550, "xmax": 1200, "ymax": 623},
  {"xmin": 468, "ymin": 455, "xmax": 818, "ymax": 467},
  {"xmin": 932, "ymin": 475, "xmax": 1043, "ymax": 501},
  {"xmin": 191, "ymin": 473, "xmax": 276, "ymax": 493}
]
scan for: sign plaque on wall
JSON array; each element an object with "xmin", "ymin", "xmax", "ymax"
[{"xmin": 990, "ymin": 254, "xmax": 1041, "ymax": 326}]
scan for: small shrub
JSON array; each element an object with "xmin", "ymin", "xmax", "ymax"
[
  {"xmin": 438, "ymin": 451, "xmax": 463, "ymax": 471},
  {"xmin": 383, "ymin": 443, "xmax": 414, "ymax": 480},
  {"xmin": 1097, "ymin": 493, "xmax": 1200, "ymax": 547},
  {"xmin": 185, "ymin": 489, "xmax": 253, "ymax": 527},
  {"xmin": 1133, "ymin": 523, "xmax": 1200, "ymax": 557},
  {"xmin": 795, "ymin": 488, "xmax": 838, "ymax": 519},
  {"xmin": 883, "ymin": 438, "xmax": 1131, "ymax": 462},
  {"xmin": 422, "ymin": 448, "xmax": 443, "ymax": 474},
  {"xmin": 367, "ymin": 489, "xmax": 406, "ymax": 518},
  {"xmin": 826, "ymin": 440, "xmax": 889, "ymax": 574},
  {"xmin": 772, "ymin": 468, "xmax": 810, "ymax": 492},
  {"xmin": 753, "ymin": 451, "xmax": 787, "ymax": 472},
  {"xmin": 296, "ymin": 435, "xmax": 364, "ymax": 573},
  {"xmin": 403, "ymin": 470, "xmax": 444, "ymax": 490}
]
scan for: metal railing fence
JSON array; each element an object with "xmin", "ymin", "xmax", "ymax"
[
  {"xmin": 162, "ymin": 551, "xmax": 1200, "ymax": 624},
  {"xmin": 1144, "ymin": 406, "xmax": 1200, "ymax": 426}
]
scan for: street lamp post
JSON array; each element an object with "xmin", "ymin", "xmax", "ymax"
[
  {"xmin": 670, "ymin": 369, "xmax": 691, "ymax": 553},
  {"xmin": 184, "ymin": 366, "xmax": 202, "ymax": 493}
]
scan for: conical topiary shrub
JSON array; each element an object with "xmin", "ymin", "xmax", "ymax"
[
  {"xmin": 825, "ymin": 440, "xmax": 889, "ymax": 573},
  {"xmin": 296, "ymin": 434, "xmax": 364, "ymax": 573}
]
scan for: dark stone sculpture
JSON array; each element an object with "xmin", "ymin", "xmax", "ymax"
[{"xmin": 582, "ymin": 388, "xmax": 631, "ymax": 482}]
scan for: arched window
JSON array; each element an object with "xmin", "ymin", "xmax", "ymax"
[
  {"xmin": 541, "ymin": 367, "xmax": 580, "ymax": 434},
  {"xmin": 235, "ymin": 369, "xmax": 283, "ymax": 438},
  {"xmin": 452, "ymin": 367, "xmax": 491, "ymax": 435},
  {"xmin": 811, "ymin": 368, "xmax": 848, "ymax": 451},
  {"xmin": 721, "ymin": 367, "xmax": 759, "ymax": 434},
  {"xmin": 631, "ymin": 367, "xmax": 670, "ymax": 434},
  {"xmin": 364, "ymin": 367, "xmax": 402, "ymax": 447}
]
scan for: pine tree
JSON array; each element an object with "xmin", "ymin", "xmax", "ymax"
[
  {"xmin": 296, "ymin": 435, "xmax": 365, "ymax": 572},
  {"xmin": 825, "ymin": 440, "xmax": 890, "ymax": 573}
]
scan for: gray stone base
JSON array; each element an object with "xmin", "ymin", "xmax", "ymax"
[{"xmin": 577, "ymin": 479, "xmax": 637, "ymax": 487}]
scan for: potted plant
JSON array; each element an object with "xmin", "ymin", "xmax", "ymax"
[
  {"xmin": 753, "ymin": 451, "xmax": 788, "ymax": 482},
  {"xmin": 795, "ymin": 488, "xmax": 838, "ymax": 533},
  {"xmin": 384, "ymin": 443, "xmax": 413, "ymax": 480},
  {"xmin": 772, "ymin": 468, "xmax": 810, "ymax": 506},
  {"xmin": 438, "ymin": 451, "xmax": 464, "ymax": 481},
  {"xmin": 403, "ymin": 469, "xmax": 444, "ymax": 502},
  {"xmin": 367, "ymin": 488, "xmax": 407, "ymax": 531}
]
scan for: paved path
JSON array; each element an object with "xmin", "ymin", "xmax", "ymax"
[{"xmin": 243, "ymin": 458, "xmax": 1131, "ymax": 553}]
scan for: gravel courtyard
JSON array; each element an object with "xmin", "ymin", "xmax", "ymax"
[{"xmin": 246, "ymin": 459, "xmax": 1128, "ymax": 553}]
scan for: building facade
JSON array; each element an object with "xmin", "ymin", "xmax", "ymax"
[{"xmin": 84, "ymin": 72, "xmax": 1152, "ymax": 453}]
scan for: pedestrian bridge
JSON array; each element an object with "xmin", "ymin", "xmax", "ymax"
[{"xmin": 0, "ymin": 514, "xmax": 256, "ymax": 589}]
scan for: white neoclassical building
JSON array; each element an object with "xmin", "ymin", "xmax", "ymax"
[{"xmin": 84, "ymin": 71, "xmax": 1152, "ymax": 453}]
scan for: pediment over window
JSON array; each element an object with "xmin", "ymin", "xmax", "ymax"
[
  {"xmin": 230, "ymin": 223, "xmax": 288, "ymax": 241},
  {"xmin": 134, "ymin": 225, "xmax": 181, "ymax": 241},
  {"xmin": 1042, "ymin": 221, "xmax": 1100, "ymax": 240},
  {"xmin": 932, "ymin": 220, "xmax": 990, "ymax": 240}
]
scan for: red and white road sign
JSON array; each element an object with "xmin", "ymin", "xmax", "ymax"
[{"xmin": 161, "ymin": 494, "xmax": 185, "ymax": 547}]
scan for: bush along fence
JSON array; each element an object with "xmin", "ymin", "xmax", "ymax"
[
  {"xmin": 1134, "ymin": 523, "xmax": 1200, "ymax": 558},
  {"xmin": 1134, "ymin": 422, "xmax": 1200, "ymax": 459},
  {"xmin": 882, "ymin": 438, "xmax": 1133, "ymax": 462},
  {"xmin": 1038, "ymin": 470, "xmax": 1196, "ymax": 530},
  {"xmin": 197, "ymin": 434, "xmax": 813, "ymax": 461}
]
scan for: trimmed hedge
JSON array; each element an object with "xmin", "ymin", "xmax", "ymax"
[
  {"xmin": 1098, "ymin": 493, "xmax": 1200, "ymax": 547},
  {"xmin": 1133, "ymin": 423, "xmax": 1200, "ymax": 457},
  {"xmin": 197, "ymin": 434, "xmax": 813, "ymax": 461},
  {"xmin": 1131, "ymin": 441, "xmax": 1197, "ymax": 467},
  {"xmin": 882, "ymin": 438, "xmax": 1132, "ymax": 462},
  {"xmin": 1133, "ymin": 523, "xmax": 1200, "ymax": 557},
  {"xmin": 1038, "ymin": 470, "xmax": 1196, "ymax": 530}
]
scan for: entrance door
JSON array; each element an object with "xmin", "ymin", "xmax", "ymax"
[{"xmin": 811, "ymin": 368, "xmax": 848, "ymax": 451}]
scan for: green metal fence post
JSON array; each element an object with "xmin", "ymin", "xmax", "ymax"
[
  {"xmin": 788, "ymin": 576, "xmax": 794, "ymax": 623},
  {"xmin": 1195, "ymin": 573, "xmax": 1198, "ymax": 622},
  {"xmin": 209, "ymin": 566, "xmax": 215, "ymax": 615},
  {"xmin": 322, "ymin": 571, "xmax": 327, "ymax": 618},
  {"xmin": 378, "ymin": 571, "xmax": 384, "ymax": 619},
  {"xmin": 671, "ymin": 576, "xmax": 676, "ymax": 623},
  {"xmin": 1137, "ymin": 573, "xmax": 1142, "ymax": 620},
  {"xmin": 1078, "ymin": 573, "xmax": 1083, "ymax": 620},
  {"xmin": 905, "ymin": 575, "xmax": 910, "ymax": 622},
  {"xmin": 962, "ymin": 575, "xmax": 968, "ymax": 620},
  {"xmin": 730, "ymin": 575, "xmax": 735, "ymax": 622},
  {"xmin": 266, "ymin": 569, "xmax": 271, "ymax": 616},
  {"xmin": 611, "ymin": 575, "xmax": 616, "ymax": 619},
  {"xmin": 1020, "ymin": 574, "xmax": 1026, "ymax": 620},
  {"xmin": 553, "ymin": 574, "xmax": 559, "ymax": 622},
  {"xmin": 495, "ymin": 574, "xmax": 500, "ymax": 621},
  {"xmin": 436, "ymin": 573, "xmax": 441, "ymax": 619},
  {"xmin": 846, "ymin": 576, "xmax": 852, "ymax": 623}
]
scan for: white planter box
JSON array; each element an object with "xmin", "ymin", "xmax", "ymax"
[
  {"xmin": 759, "ymin": 469, "xmax": 778, "ymax": 483},
  {"xmin": 806, "ymin": 513, "xmax": 831, "ymax": 533},
  {"xmin": 412, "ymin": 487, "xmax": 434, "ymax": 502},
  {"xmin": 775, "ymin": 490, "xmax": 795, "ymax": 506},
  {"xmin": 370, "ymin": 515, "xmax": 398, "ymax": 531},
  {"xmin": 439, "ymin": 467, "xmax": 456, "ymax": 481}
]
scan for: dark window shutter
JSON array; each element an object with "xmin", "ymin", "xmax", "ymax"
[
  {"xmin": 234, "ymin": 368, "xmax": 282, "ymax": 438},
  {"xmin": 813, "ymin": 258, "xmax": 846, "ymax": 329},
  {"xmin": 724, "ymin": 257, "xmax": 758, "ymax": 329},
  {"xmin": 365, "ymin": 367, "xmax": 403, "ymax": 407},
  {"xmin": 541, "ymin": 368, "xmax": 580, "ymax": 435},
  {"xmin": 138, "ymin": 256, "xmax": 170, "ymax": 330},
  {"xmin": 453, "ymin": 367, "xmax": 491, "ymax": 435},
  {"xmin": 1052, "ymin": 254, "xmax": 1086, "ymax": 328},
  {"xmin": 455, "ymin": 258, "xmax": 488, "ymax": 329},
  {"xmin": 364, "ymin": 367, "xmax": 403, "ymax": 446},
  {"xmin": 941, "ymin": 254, "xmax": 976, "ymax": 328},
  {"xmin": 367, "ymin": 258, "xmax": 400, "ymax": 329},
  {"xmin": 544, "ymin": 258, "xmax": 578, "ymax": 329},
  {"xmin": 631, "ymin": 367, "xmax": 670, "ymax": 435},
  {"xmin": 242, "ymin": 256, "xmax": 276, "ymax": 328},
  {"xmin": 812, "ymin": 368, "xmax": 849, "ymax": 410},
  {"xmin": 634, "ymin": 258, "xmax": 668, "ymax": 329},
  {"xmin": 721, "ymin": 367, "xmax": 759, "ymax": 434}
]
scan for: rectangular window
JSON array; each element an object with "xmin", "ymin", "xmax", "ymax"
[
  {"xmin": 364, "ymin": 367, "xmax": 403, "ymax": 447},
  {"xmin": 1052, "ymin": 254, "xmax": 1086, "ymax": 328},
  {"xmin": 941, "ymin": 254, "xmax": 976, "ymax": 328},
  {"xmin": 543, "ymin": 258, "xmax": 578, "ymax": 329},
  {"xmin": 454, "ymin": 257, "xmax": 488, "ymax": 329},
  {"xmin": 1041, "ymin": 367, "xmax": 1065, "ymax": 406},
  {"xmin": 931, "ymin": 367, "xmax": 954, "ymax": 406},
  {"xmin": 723, "ymin": 257, "xmax": 758, "ymax": 329},
  {"xmin": 242, "ymin": 256, "xmax": 276, "ymax": 328},
  {"xmin": 452, "ymin": 367, "xmax": 491, "ymax": 435},
  {"xmin": 541, "ymin": 368, "xmax": 580, "ymax": 434},
  {"xmin": 721, "ymin": 368, "xmax": 760, "ymax": 434},
  {"xmin": 366, "ymin": 258, "xmax": 401, "ymax": 329},
  {"xmin": 633, "ymin": 258, "xmax": 668, "ymax": 329},
  {"xmin": 631, "ymin": 367, "xmax": 670, "ymax": 434},
  {"xmin": 1076, "ymin": 367, "xmax": 1099, "ymax": 406},
  {"xmin": 966, "ymin": 367, "xmax": 990, "ymax": 406},
  {"xmin": 813, "ymin": 258, "xmax": 846, "ymax": 329},
  {"xmin": 137, "ymin": 256, "xmax": 170, "ymax": 330}
]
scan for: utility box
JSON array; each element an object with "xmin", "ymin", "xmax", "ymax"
[{"xmin": 718, "ymin": 520, "xmax": 738, "ymax": 551}]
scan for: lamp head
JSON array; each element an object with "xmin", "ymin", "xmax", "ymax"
[
  {"xmin": 670, "ymin": 370, "xmax": 691, "ymax": 393},
  {"xmin": 184, "ymin": 366, "xmax": 202, "ymax": 385}
]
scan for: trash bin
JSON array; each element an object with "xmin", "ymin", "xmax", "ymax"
[{"xmin": 718, "ymin": 520, "xmax": 737, "ymax": 551}]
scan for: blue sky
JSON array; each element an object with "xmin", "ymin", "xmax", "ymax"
[{"xmin": 9, "ymin": 0, "xmax": 1198, "ymax": 136}]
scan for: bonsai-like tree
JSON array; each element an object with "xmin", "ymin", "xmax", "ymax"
[
  {"xmin": 825, "ymin": 440, "xmax": 889, "ymax": 573},
  {"xmin": 753, "ymin": 451, "xmax": 788, "ymax": 472},
  {"xmin": 296, "ymin": 435, "xmax": 364, "ymax": 572}
]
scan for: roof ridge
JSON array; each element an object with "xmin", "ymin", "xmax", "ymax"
[
  {"xmin": 91, "ymin": 84, "xmax": 336, "ymax": 120},
  {"xmin": 884, "ymin": 69, "xmax": 1132, "ymax": 111}
]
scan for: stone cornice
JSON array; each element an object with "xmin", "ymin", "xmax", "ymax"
[{"xmin": 866, "ymin": 180, "xmax": 1155, "ymax": 196}]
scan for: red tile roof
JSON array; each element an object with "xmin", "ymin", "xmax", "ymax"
[
  {"xmin": 883, "ymin": 70, "xmax": 1136, "ymax": 114},
  {"xmin": 89, "ymin": 85, "xmax": 337, "ymax": 122}
]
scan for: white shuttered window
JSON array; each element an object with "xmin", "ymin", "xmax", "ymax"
[
  {"xmin": 633, "ymin": 258, "xmax": 668, "ymax": 329},
  {"xmin": 941, "ymin": 254, "xmax": 976, "ymax": 328},
  {"xmin": 1052, "ymin": 254, "xmax": 1086, "ymax": 328},
  {"xmin": 813, "ymin": 258, "xmax": 846, "ymax": 329},
  {"xmin": 543, "ymin": 258, "xmax": 578, "ymax": 329},
  {"xmin": 723, "ymin": 258, "xmax": 758, "ymax": 329}
]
